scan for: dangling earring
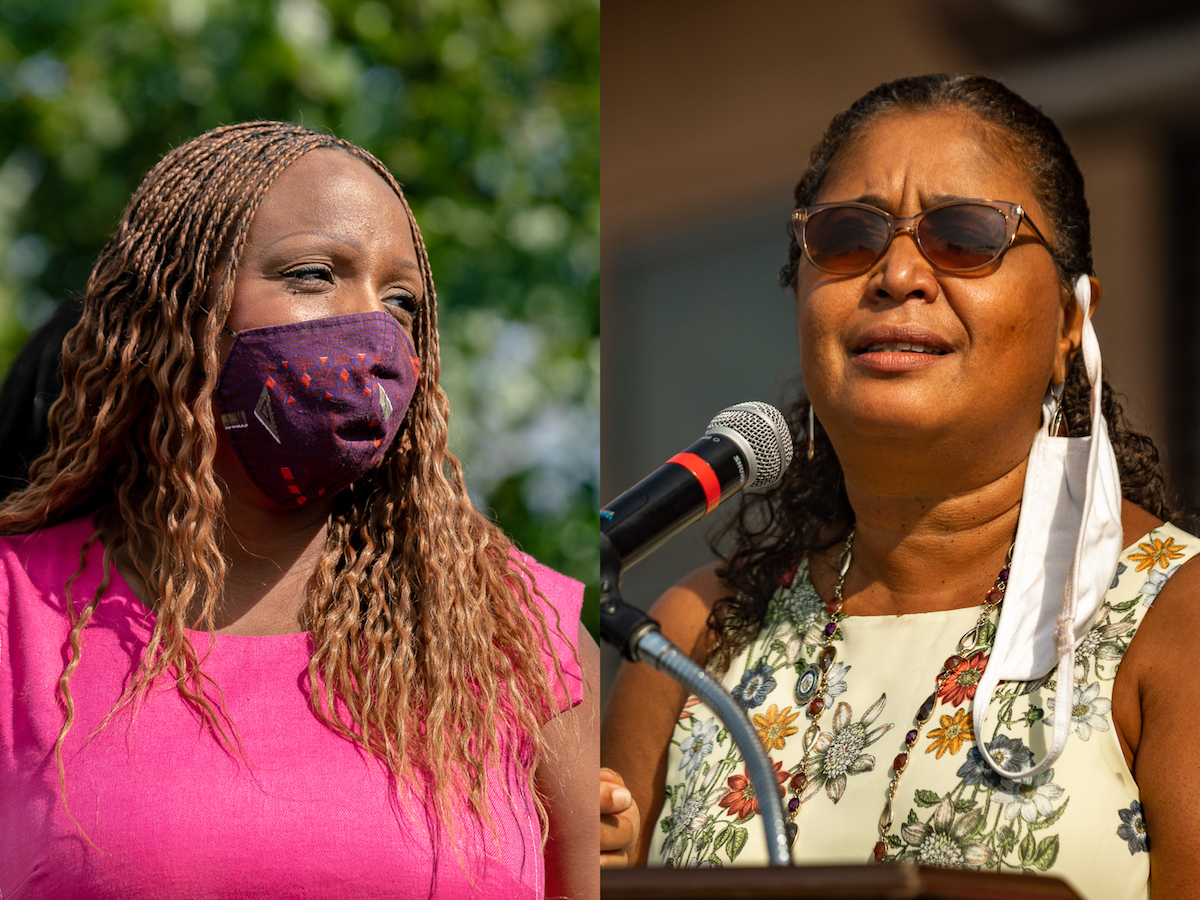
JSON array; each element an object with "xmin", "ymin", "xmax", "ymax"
[
  {"xmin": 1049, "ymin": 383, "xmax": 1069, "ymax": 437},
  {"xmin": 806, "ymin": 402, "xmax": 816, "ymax": 461}
]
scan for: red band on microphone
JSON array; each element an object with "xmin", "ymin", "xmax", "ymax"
[{"xmin": 667, "ymin": 451, "xmax": 721, "ymax": 515}]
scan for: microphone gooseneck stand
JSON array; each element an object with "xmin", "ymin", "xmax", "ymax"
[{"xmin": 600, "ymin": 533, "xmax": 792, "ymax": 867}]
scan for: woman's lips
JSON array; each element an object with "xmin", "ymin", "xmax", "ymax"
[
  {"xmin": 857, "ymin": 341, "xmax": 947, "ymax": 355},
  {"xmin": 852, "ymin": 342, "xmax": 950, "ymax": 372}
]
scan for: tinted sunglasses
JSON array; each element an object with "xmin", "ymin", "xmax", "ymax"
[{"xmin": 791, "ymin": 199, "xmax": 1051, "ymax": 276}]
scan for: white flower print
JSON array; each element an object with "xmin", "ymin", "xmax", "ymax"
[
  {"xmin": 1139, "ymin": 565, "xmax": 1178, "ymax": 605},
  {"xmin": 900, "ymin": 794, "xmax": 993, "ymax": 868},
  {"xmin": 1047, "ymin": 682, "xmax": 1111, "ymax": 740},
  {"xmin": 801, "ymin": 695, "xmax": 893, "ymax": 804},
  {"xmin": 820, "ymin": 661, "xmax": 851, "ymax": 707},
  {"xmin": 992, "ymin": 769, "xmax": 1065, "ymax": 823},
  {"xmin": 770, "ymin": 563, "xmax": 825, "ymax": 634},
  {"xmin": 679, "ymin": 717, "xmax": 720, "ymax": 776},
  {"xmin": 663, "ymin": 791, "xmax": 707, "ymax": 862},
  {"xmin": 1074, "ymin": 621, "xmax": 1135, "ymax": 678},
  {"xmin": 785, "ymin": 635, "xmax": 804, "ymax": 664}
]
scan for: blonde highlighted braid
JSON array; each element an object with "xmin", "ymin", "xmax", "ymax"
[{"xmin": 0, "ymin": 121, "xmax": 568, "ymax": 837}]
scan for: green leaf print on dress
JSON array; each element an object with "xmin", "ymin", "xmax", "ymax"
[{"xmin": 887, "ymin": 731, "xmax": 1069, "ymax": 873}]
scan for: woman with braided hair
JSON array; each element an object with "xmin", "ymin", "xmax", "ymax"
[
  {"xmin": 0, "ymin": 121, "xmax": 597, "ymax": 898},
  {"xmin": 602, "ymin": 75, "xmax": 1199, "ymax": 897}
]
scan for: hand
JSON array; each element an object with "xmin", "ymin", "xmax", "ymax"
[{"xmin": 600, "ymin": 767, "xmax": 641, "ymax": 868}]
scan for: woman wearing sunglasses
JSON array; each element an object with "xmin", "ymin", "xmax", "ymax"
[{"xmin": 601, "ymin": 74, "xmax": 1197, "ymax": 898}]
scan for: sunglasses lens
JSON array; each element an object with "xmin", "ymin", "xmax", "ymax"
[
  {"xmin": 918, "ymin": 205, "xmax": 1008, "ymax": 271},
  {"xmin": 804, "ymin": 207, "xmax": 891, "ymax": 273}
]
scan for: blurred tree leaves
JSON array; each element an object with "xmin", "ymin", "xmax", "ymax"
[{"xmin": 0, "ymin": 0, "xmax": 599, "ymax": 634}]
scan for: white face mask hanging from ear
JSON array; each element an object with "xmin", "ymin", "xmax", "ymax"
[{"xmin": 972, "ymin": 274, "xmax": 1124, "ymax": 779}]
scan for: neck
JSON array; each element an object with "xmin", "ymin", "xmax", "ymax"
[
  {"xmin": 105, "ymin": 492, "xmax": 336, "ymax": 637},
  {"xmin": 816, "ymin": 456, "xmax": 1026, "ymax": 617},
  {"xmin": 213, "ymin": 498, "xmax": 335, "ymax": 634}
]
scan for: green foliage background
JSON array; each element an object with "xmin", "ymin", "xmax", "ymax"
[{"xmin": 0, "ymin": 0, "xmax": 599, "ymax": 634}]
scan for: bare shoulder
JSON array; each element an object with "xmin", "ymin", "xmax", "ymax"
[
  {"xmin": 1126, "ymin": 548, "xmax": 1200, "ymax": 671},
  {"xmin": 1115, "ymin": 519, "xmax": 1200, "ymax": 892},
  {"xmin": 1121, "ymin": 500, "xmax": 1199, "ymax": 660},
  {"xmin": 1113, "ymin": 503, "xmax": 1200, "ymax": 768},
  {"xmin": 1108, "ymin": 501, "xmax": 1172, "ymax": 769},
  {"xmin": 647, "ymin": 562, "xmax": 730, "ymax": 664},
  {"xmin": 1120, "ymin": 498, "xmax": 1162, "ymax": 547}
]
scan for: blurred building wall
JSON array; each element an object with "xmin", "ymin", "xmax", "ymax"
[{"xmin": 600, "ymin": 0, "xmax": 1200, "ymax": 706}]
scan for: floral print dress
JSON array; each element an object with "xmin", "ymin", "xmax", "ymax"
[{"xmin": 648, "ymin": 525, "xmax": 1197, "ymax": 900}]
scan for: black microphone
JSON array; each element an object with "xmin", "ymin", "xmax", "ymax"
[
  {"xmin": 600, "ymin": 402, "xmax": 793, "ymax": 575},
  {"xmin": 597, "ymin": 402, "xmax": 797, "ymax": 865}
]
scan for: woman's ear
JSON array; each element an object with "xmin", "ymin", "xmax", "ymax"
[{"xmin": 1052, "ymin": 276, "xmax": 1101, "ymax": 384}]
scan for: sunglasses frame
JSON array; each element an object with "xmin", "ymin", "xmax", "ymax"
[{"xmin": 791, "ymin": 198, "xmax": 1052, "ymax": 276}]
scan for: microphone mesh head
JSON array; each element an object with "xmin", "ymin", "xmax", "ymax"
[{"xmin": 706, "ymin": 402, "xmax": 793, "ymax": 490}]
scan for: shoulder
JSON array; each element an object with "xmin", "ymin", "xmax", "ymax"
[
  {"xmin": 1120, "ymin": 499, "xmax": 1163, "ymax": 548},
  {"xmin": 0, "ymin": 517, "xmax": 98, "ymax": 608},
  {"xmin": 1126, "ymin": 525, "xmax": 1200, "ymax": 641},
  {"xmin": 1113, "ymin": 516, "xmax": 1200, "ymax": 758},
  {"xmin": 509, "ymin": 549, "xmax": 588, "ymax": 713},
  {"xmin": 510, "ymin": 549, "xmax": 584, "ymax": 638},
  {"xmin": 512, "ymin": 550, "xmax": 584, "ymax": 617},
  {"xmin": 648, "ymin": 561, "xmax": 730, "ymax": 665},
  {"xmin": 1109, "ymin": 521, "xmax": 1200, "ymax": 881},
  {"xmin": 1115, "ymin": 505, "xmax": 1200, "ymax": 639}
]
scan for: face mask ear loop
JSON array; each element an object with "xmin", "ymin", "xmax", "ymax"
[
  {"xmin": 973, "ymin": 274, "xmax": 1118, "ymax": 781},
  {"xmin": 1048, "ymin": 377, "xmax": 1067, "ymax": 437},
  {"xmin": 198, "ymin": 303, "xmax": 238, "ymax": 339},
  {"xmin": 1045, "ymin": 274, "xmax": 1104, "ymax": 775}
]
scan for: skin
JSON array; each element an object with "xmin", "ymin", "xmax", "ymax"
[
  {"xmin": 600, "ymin": 110, "xmax": 1200, "ymax": 896},
  {"xmin": 542, "ymin": 633, "xmax": 601, "ymax": 899},
  {"xmin": 106, "ymin": 149, "xmax": 599, "ymax": 897}
]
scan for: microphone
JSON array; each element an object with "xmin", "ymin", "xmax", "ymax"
[
  {"xmin": 600, "ymin": 401, "xmax": 793, "ymax": 574},
  {"xmin": 597, "ymin": 401, "xmax": 796, "ymax": 867}
]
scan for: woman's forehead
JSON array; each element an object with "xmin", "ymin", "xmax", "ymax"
[{"xmin": 815, "ymin": 109, "xmax": 1036, "ymax": 211}]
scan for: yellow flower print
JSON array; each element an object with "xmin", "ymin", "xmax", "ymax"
[
  {"xmin": 753, "ymin": 703, "xmax": 801, "ymax": 751},
  {"xmin": 925, "ymin": 708, "xmax": 974, "ymax": 759},
  {"xmin": 1129, "ymin": 536, "xmax": 1186, "ymax": 573}
]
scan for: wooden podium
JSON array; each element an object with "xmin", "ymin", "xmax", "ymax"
[{"xmin": 601, "ymin": 865, "xmax": 1083, "ymax": 899}]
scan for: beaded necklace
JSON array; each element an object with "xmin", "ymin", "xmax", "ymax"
[{"xmin": 784, "ymin": 528, "xmax": 1012, "ymax": 862}]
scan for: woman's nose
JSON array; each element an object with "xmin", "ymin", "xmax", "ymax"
[
  {"xmin": 334, "ymin": 278, "xmax": 388, "ymax": 316},
  {"xmin": 871, "ymin": 231, "xmax": 940, "ymax": 305}
]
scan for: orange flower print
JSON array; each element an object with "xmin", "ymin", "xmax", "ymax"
[
  {"xmin": 718, "ymin": 758, "xmax": 788, "ymax": 819},
  {"xmin": 753, "ymin": 704, "xmax": 801, "ymax": 750},
  {"xmin": 1129, "ymin": 536, "xmax": 1186, "ymax": 573},
  {"xmin": 925, "ymin": 708, "xmax": 974, "ymax": 759},
  {"xmin": 937, "ymin": 654, "xmax": 988, "ymax": 708}
]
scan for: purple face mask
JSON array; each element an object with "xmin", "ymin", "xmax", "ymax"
[{"xmin": 214, "ymin": 311, "xmax": 419, "ymax": 507}]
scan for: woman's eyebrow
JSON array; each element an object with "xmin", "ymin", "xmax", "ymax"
[
  {"xmin": 847, "ymin": 192, "xmax": 973, "ymax": 210},
  {"xmin": 926, "ymin": 192, "xmax": 972, "ymax": 205},
  {"xmin": 266, "ymin": 230, "xmax": 364, "ymax": 252},
  {"xmin": 852, "ymin": 193, "xmax": 890, "ymax": 208}
]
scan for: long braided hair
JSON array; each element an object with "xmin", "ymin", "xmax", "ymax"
[
  {"xmin": 709, "ymin": 74, "xmax": 1186, "ymax": 668},
  {"xmin": 0, "ymin": 121, "xmax": 567, "ymax": 834}
]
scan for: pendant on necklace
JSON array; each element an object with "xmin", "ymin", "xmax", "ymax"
[{"xmin": 795, "ymin": 664, "xmax": 820, "ymax": 704}]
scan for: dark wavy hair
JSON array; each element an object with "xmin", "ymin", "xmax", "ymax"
[
  {"xmin": 0, "ymin": 121, "xmax": 568, "ymax": 839},
  {"xmin": 709, "ymin": 74, "xmax": 1185, "ymax": 668}
]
